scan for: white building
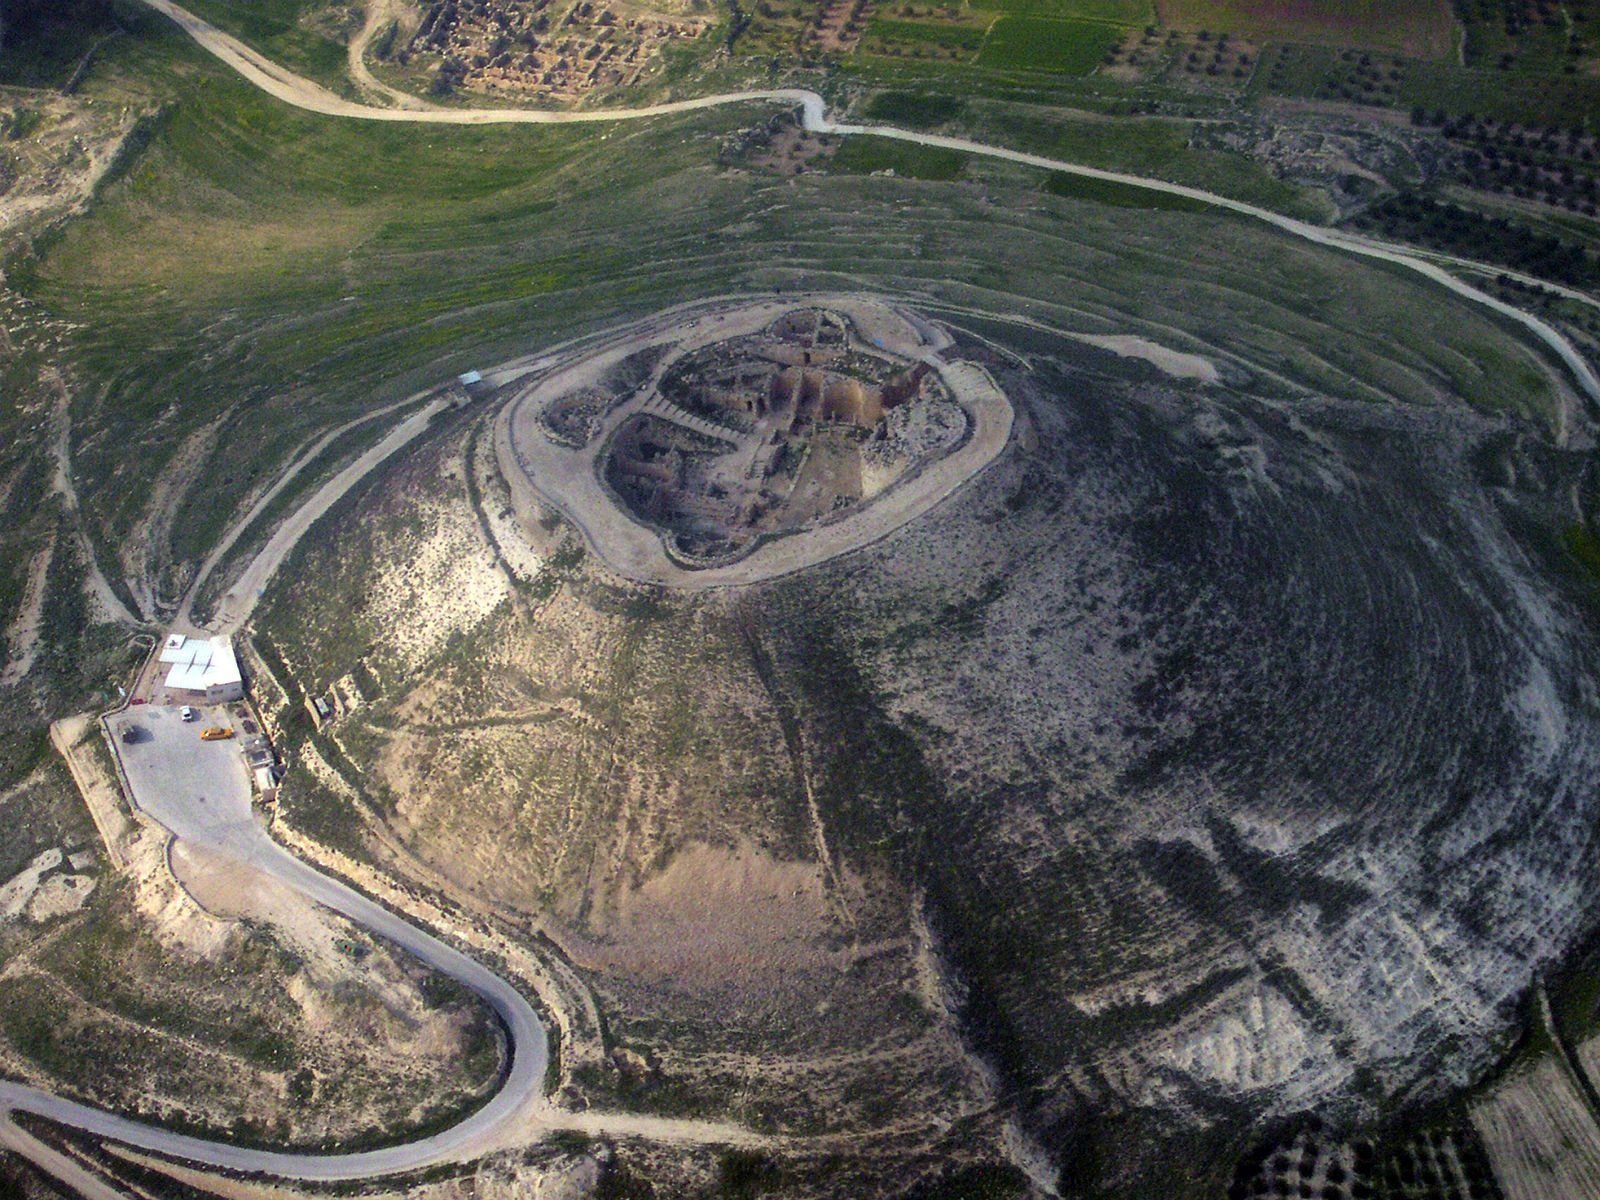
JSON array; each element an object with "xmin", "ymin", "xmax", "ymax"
[{"xmin": 158, "ymin": 634, "xmax": 244, "ymax": 704}]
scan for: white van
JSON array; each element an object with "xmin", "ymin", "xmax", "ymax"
[{"xmin": 180, "ymin": 706, "xmax": 195, "ymax": 722}]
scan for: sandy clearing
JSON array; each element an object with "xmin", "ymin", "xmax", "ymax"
[
  {"xmin": 0, "ymin": 849, "xmax": 63, "ymax": 920},
  {"xmin": 169, "ymin": 837, "xmax": 307, "ymax": 922},
  {"xmin": 25, "ymin": 873, "xmax": 95, "ymax": 921},
  {"xmin": 498, "ymin": 295, "xmax": 1014, "ymax": 589},
  {"xmin": 816, "ymin": 117, "xmax": 1598, "ymax": 438}
]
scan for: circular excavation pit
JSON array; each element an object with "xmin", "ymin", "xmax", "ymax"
[{"xmin": 499, "ymin": 296, "xmax": 1015, "ymax": 588}]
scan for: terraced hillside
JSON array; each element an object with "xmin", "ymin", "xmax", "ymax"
[
  {"xmin": 6, "ymin": 1, "xmax": 1600, "ymax": 1197},
  {"xmin": 250, "ymin": 296, "xmax": 1600, "ymax": 1195}
]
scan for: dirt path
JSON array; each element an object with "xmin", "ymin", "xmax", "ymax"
[
  {"xmin": 811, "ymin": 118, "xmax": 1600, "ymax": 436},
  {"xmin": 0, "ymin": 1115, "xmax": 127, "ymax": 1200},
  {"xmin": 136, "ymin": 0, "xmax": 823, "ymax": 127},
  {"xmin": 347, "ymin": 0, "xmax": 429, "ymax": 110},
  {"xmin": 178, "ymin": 390, "xmax": 435, "ymax": 629},
  {"xmin": 134, "ymin": 0, "xmax": 1600, "ymax": 428},
  {"xmin": 42, "ymin": 370, "xmax": 142, "ymax": 627},
  {"xmin": 206, "ymin": 394, "xmax": 451, "ymax": 634},
  {"xmin": 132, "ymin": 0, "xmax": 1600, "ymax": 438},
  {"xmin": 47, "ymin": 714, "xmax": 129, "ymax": 870},
  {"xmin": 0, "ymin": 539, "xmax": 54, "ymax": 688}
]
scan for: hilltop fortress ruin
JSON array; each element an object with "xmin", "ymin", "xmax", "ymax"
[
  {"xmin": 501, "ymin": 296, "xmax": 1013, "ymax": 586},
  {"xmin": 602, "ymin": 307, "xmax": 964, "ymax": 565}
]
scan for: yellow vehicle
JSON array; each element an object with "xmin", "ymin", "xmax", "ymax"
[{"xmin": 199, "ymin": 726, "xmax": 235, "ymax": 741}]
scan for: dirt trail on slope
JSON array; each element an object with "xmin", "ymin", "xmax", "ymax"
[
  {"xmin": 1, "ymin": 538, "xmax": 54, "ymax": 687},
  {"xmin": 136, "ymin": 0, "xmax": 821, "ymax": 127},
  {"xmin": 43, "ymin": 370, "xmax": 141, "ymax": 626},
  {"xmin": 348, "ymin": 0, "xmax": 430, "ymax": 110},
  {"xmin": 0, "ymin": 1115, "xmax": 127, "ymax": 1200},
  {"xmin": 179, "ymin": 391, "xmax": 434, "ymax": 629},
  {"xmin": 207, "ymin": 395, "xmax": 451, "ymax": 634}
]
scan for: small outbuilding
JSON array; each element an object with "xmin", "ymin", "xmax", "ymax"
[{"xmin": 158, "ymin": 634, "xmax": 245, "ymax": 704}]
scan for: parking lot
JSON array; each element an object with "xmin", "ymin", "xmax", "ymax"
[{"xmin": 104, "ymin": 704, "xmax": 256, "ymax": 853}]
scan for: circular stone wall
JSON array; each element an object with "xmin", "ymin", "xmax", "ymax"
[{"xmin": 497, "ymin": 295, "xmax": 1013, "ymax": 587}]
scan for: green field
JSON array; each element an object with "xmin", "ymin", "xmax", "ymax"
[
  {"xmin": 968, "ymin": 0, "xmax": 1152, "ymax": 21},
  {"xmin": 828, "ymin": 134, "xmax": 968, "ymax": 178},
  {"xmin": 1045, "ymin": 170, "xmax": 1210, "ymax": 209},
  {"xmin": 859, "ymin": 16, "xmax": 990, "ymax": 60},
  {"xmin": 969, "ymin": 103, "xmax": 1325, "ymax": 217},
  {"xmin": 860, "ymin": 91, "xmax": 968, "ymax": 127},
  {"xmin": 1154, "ymin": 0, "xmax": 1457, "ymax": 59},
  {"xmin": 976, "ymin": 16, "xmax": 1124, "ymax": 73}
]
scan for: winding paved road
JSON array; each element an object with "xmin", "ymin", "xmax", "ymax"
[
  {"xmin": 2, "ymin": 705, "xmax": 549, "ymax": 1180},
  {"xmin": 9, "ymin": 2, "xmax": 1600, "ymax": 1190}
]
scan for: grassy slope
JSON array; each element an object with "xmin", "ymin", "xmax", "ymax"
[
  {"xmin": 1153, "ymin": 0, "xmax": 1457, "ymax": 59},
  {"xmin": 7, "ymin": 0, "xmax": 1577, "ymax": 613}
]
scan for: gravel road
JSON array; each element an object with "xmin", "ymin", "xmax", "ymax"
[{"xmin": 135, "ymin": 0, "xmax": 1600, "ymax": 433}]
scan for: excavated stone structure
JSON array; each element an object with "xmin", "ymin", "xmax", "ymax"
[{"xmin": 601, "ymin": 306, "xmax": 963, "ymax": 565}]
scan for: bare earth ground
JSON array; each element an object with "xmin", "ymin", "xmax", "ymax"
[
  {"xmin": 1072, "ymin": 333, "xmax": 1221, "ymax": 383},
  {"xmin": 47, "ymin": 715, "xmax": 130, "ymax": 870},
  {"xmin": 1472, "ymin": 1053, "xmax": 1600, "ymax": 1200},
  {"xmin": 259, "ymin": 416, "xmax": 1003, "ymax": 1171},
  {"xmin": 0, "ymin": 91, "xmax": 142, "ymax": 243}
]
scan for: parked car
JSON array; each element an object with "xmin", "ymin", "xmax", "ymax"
[{"xmin": 180, "ymin": 706, "xmax": 195, "ymax": 721}]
